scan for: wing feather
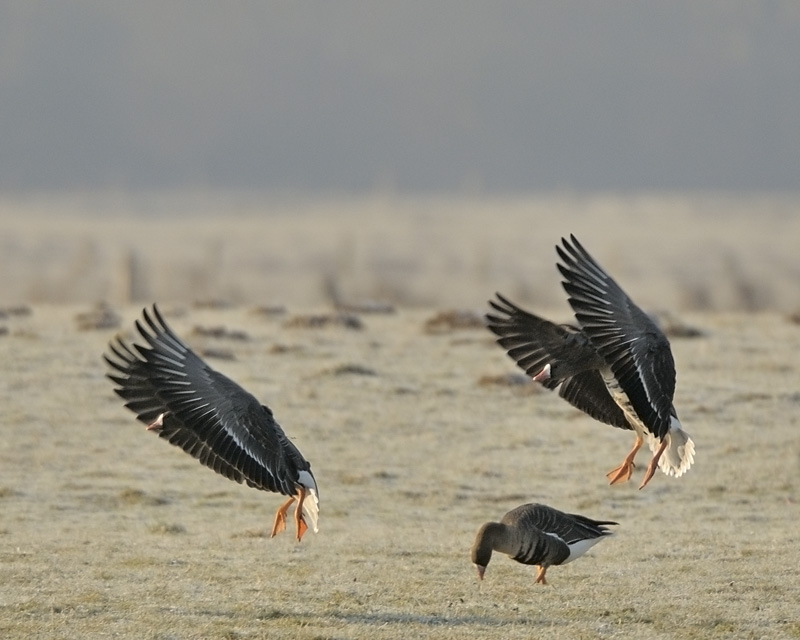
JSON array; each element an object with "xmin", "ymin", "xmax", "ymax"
[
  {"xmin": 557, "ymin": 235, "xmax": 676, "ymax": 439},
  {"xmin": 104, "ymin": 305, "xmax": 314, "ymax": 498},
  {"xmin": 486, "ymin": 294, "xmax": 630, "ymax": 430}
]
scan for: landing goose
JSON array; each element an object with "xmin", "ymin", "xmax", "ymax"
[
  {"xmin": 486, "ymin": 235, "xmax": 694, "ymax": 489},
  {"xmin": 471, "ymin": 503, "xmax": 616, "ymax": 584},
  {"xmin": 104, "ymin": 305, "xmax": 319, "ymax": 541}
]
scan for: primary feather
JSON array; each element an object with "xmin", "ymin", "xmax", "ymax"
[{"xmin": 104, "ymin": 305, "xmax": 319, "ymax": 535}]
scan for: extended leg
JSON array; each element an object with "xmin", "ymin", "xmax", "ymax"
[
  {"xmin": 639, "ymin": 437, "xmax": 669, "ymax": 490},
  {"xmin": 270, "ymin": 496, "xmax": 296, "ymax": 538},
  {"xmin": 607, "ymin": 435, "xmax": 643, "ymax": 485},
  {"xmin": 535, "ymin": 565, "xmax": 549, "ymax": 585},
  {"xmin": 294, "ymin": 487, "xmax": 308, "ymax": 542}
]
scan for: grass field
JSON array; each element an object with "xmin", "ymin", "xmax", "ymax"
[
  {"xmin": 1, "ymin": 302, "xmax": 799, "ymax": 639},
  {"xmin": 1, "ymin": 195, "xmax": 799, "ymax": 638}
]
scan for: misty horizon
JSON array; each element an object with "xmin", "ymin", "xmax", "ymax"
[{"xmin": 1, "ymin": 2, "xmax": 799, "ymax": 194}]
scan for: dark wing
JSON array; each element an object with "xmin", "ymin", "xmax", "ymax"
[
  {"xmin": 502, "ymin": 504, "xmax": 571, "ymax": 566},
  {"xmin": 557, "ymin": 235, "xmax": 676, "ymax": 439},
  {"xmin": 561, "ymin": 512, "xmax": 618, "ymax": 541},
  {"xmin": 104, "ymin": 305, "xmax": 310, "ymax": 497},
  {"xmin": 486, "ymin": 294, "xmax": 630, "ymax": 430},
  {"xmin": 516, "ymin": 504, "xmax": 617, "ymax": 544},
  {"xmin": 558, "ymin": 371, "xmax": 631, "ymax": 430},
  {"xmin": 105, "ymin": 336, "xmax": 251, "ymax": 486}
]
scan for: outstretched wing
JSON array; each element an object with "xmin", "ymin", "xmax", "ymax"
[
  {"xmin": 486, "ymin": 294, "xmax": 630, "ymax": 430},
  {"xmin": 104, "ymin": 305, "xmax": 311, "ymax": 498},
  {"xmin": 557, "ymin": 235, "xmax": 676, "ymax": 439}
]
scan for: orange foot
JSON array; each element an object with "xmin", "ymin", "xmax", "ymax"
[
  {"xmin": 606, "ymin": 461, "xmax": 635, "ymax": 485},
  {"xmin": 293, "ymin": 487, "xmax": 308, "ymax": 542},
  {"xmin": 270, "ymin": 496, "xmax": 295, "ymax": 538},
  {"xmin": 606, "ymin": 435, "xmax": 644, "ymax": 485},
  {"xmin": 271, "ymin": 490, "xmax": 309, "ymax": 542}
]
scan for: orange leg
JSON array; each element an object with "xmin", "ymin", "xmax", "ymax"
[
  {"xmin": 270, "ymin": 496, "xmax": 295, "ymax": 538},
  {"xmin": 606, "ymin": 435, "xmax": 643, "ymax": 485},
  {"xmin": 535, "ymin": 565, "xmax": 549, "ymax": 585},
  {"xmin": 639, "ymin": 437, "xmax": 669, "ymax": 490},
  {"xmin": 294, "ymin": 487, "xmax": 308, "ymax": 542}
]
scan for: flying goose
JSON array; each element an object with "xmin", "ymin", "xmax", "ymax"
[
  {"xmin": 471, "ymin": 503, "xmax": 616, "ymax": 584},
  {"xmin": 104, "ymin": 305, "xmax": 319, "ymax": 541},
  {"xmin": 486, "ymin": 235, "xmax": 694, "ymax": 489}
]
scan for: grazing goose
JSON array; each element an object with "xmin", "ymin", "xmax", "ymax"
[
  {"xmin": 104, "ymin": 305, "xmax": 319, "ymax": 541},
  {"xmin": 471, "ymin": 503, "xmax": 616, "ymax": 584},
  {"xmin": 486, "ymin": 235, "xmax": 694, "ymax": 489}
]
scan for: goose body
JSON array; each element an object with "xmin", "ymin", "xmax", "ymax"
[
  {"xmin": 486, "ymin": 235, "xmax": 694, "ymax": 488},
  {"xmin": 471, "ymin": 503, "xmax": 616, "ymax": 584},
  {"xmin": 104, "ymin": 305, "xmax": 319, "ymax": 541}
]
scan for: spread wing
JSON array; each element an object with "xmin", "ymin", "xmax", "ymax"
[
  {"xmin": 557, "ymin": 235, "xmax": 676, "ymax": 439},
  {"xmin": 104, "ymin": 305, "xmax": 313, "ymax": 498},
  {"xmin": 486, "ymin": 294, "xmax": 630, "ymax": 430}
]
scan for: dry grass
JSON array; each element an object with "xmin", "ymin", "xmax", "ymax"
[
  {"xmin": 1, "ymin": 303, "xmax": 800, "ymax": 639},
  {"xmin": 423, "ymin": 309, "xmax": 486, "ymax": 334},
  {"xmin": 2, "ymin": 192, "xmax": 800, "ymax": 312},
  {"xmin": 1, "ymin": 194, "xmax": 799, "ymax": 637}
]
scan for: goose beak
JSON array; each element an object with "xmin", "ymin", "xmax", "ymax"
[{"xmin": 475, "ymin": 565, "xmax": 486, "ymax": 580}]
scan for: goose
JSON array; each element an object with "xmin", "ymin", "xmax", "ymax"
[
  {"xmin": 486, "ymin": 235, "xmax": 694, "ymax": 489},
  {"xmin": 471, "ymin": 503, "xmax": 616, "ymax": 584},
  {"xmin": 104, "ymin": 305, "xmax": 319, "ymax": 541}
]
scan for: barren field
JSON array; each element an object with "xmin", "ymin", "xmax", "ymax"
[{"xmin": 1, "ymin": 195, "xmax": 800, "ymax": 639}]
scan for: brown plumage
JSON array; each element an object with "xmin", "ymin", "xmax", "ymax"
[{"xmin": 471, "ymin": 503, "xmax": 617, "ymax": 584}]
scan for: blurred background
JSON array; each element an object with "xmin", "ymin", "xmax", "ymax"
[{"xmin": 1, "ymin": 1, "xmax": 799, "ymax": 309}]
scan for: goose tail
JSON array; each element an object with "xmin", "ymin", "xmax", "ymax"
[{"xmin": 647, "ymin": 420, "xmax": 695, "ymax": 478}]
